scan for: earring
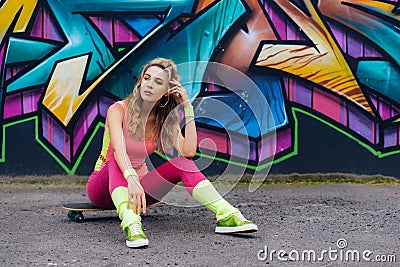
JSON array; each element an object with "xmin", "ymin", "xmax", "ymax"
[{"xmin": 159, "ymin": 95, "xmax": 169, "ymax": 107}]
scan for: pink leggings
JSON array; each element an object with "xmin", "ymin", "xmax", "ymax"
[{"xmin": 86, "ymin": 156, "xmax": 207, "ymax": 209}]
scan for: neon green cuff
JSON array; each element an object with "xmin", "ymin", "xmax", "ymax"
[
  {"xmin": 123, "ymin": 168, "xmax": 138, "ymax": 180},
  {"xmin": 184, "ymin": 105, "xmax": 194, "ymax": 117}
]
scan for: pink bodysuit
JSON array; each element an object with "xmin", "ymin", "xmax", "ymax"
[{"xmin": 93, "ymin": 101, "xmax": 154, "ymax": 178}]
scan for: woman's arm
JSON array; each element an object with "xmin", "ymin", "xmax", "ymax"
[
  {"xmin": 175, "ymin": 105, "xmax": 197, "ymax": 158},
  {"xmin": 107, "ymin": 103, "xmax": 146, "ymax": 214},
  {"xmin": 168, "ymin": 79, "xmax": 197, "ymax": 158}
]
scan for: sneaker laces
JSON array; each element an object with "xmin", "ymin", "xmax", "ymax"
[
  {"xmin": 235, "ymin": 212, "xmax": 250, "ymax": 222},
  {"xmin": 129, "ymin": 223, "xmax": 143, "ymax": 236}
]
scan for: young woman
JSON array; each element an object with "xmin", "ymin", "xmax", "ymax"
[{"xmin": 86, "ymin": 58, "xmax": 257, "ymax": 248}]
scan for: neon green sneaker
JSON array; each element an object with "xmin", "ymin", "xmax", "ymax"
[
  {"xmin": 215, "ymin": 212, "xmax": 258, "ymax": 234},
  {"xmin": 125, "ymin": 222, "xmax": 149, "ymax": 248}
]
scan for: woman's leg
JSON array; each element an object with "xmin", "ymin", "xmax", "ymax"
[
  {"xmin": 107, "ymin": 158, "xmax": 142, "ymax": 228},
  {"xmin": 139, "ymin": 156, "xmax": 205, "ymax": 199},
  {"xmin": 108, "ymin": 156, "xmax": 256, "ymax": 237},
  {"xmin": 107, "ymin": 158, "xmax": 148, "ymax": 248},
  {"xmin": 86, "ymin": 166, "xmax": 114, "ymax": 209},
  {"xmin": 139, "ymin": 156, "xmax": 240, "ymax": 221}
]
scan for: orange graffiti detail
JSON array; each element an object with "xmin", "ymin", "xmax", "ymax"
[
  {"xmin": 216, "ymin": 0, "xmax": 277, "ymax": 73},
  {"xmin": 195, "ymin": 0, "xmax": 219, "ymax": 15},
  {"xmin": 256, "ymin": 0, "xmax": 373, "ymax": 114},
  {"xmin": 320, "ymin": 0, "xmax": 400, "ymax": 20}
]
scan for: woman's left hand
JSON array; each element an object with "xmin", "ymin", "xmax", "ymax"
[{"xmin": 168, "ymin": 79, "xmax": 190, "ymax": 107}]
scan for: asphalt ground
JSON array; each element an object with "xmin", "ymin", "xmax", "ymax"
[{"xmin": 0, "ymin": 176, "xmax": 399, "ymax": 266}]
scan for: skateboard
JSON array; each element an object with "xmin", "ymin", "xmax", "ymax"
[{"xmin": 62, "ymin": 202, "xmax": 161, "ymax": 223}]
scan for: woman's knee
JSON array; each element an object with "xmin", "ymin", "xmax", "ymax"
[
  {"xmin": 168, "ymin": 156, "xmax": 199, "ymax": 172},
  {"xmin": 86, "ymin": 171, "xmax": 114, "ymax": 209}
]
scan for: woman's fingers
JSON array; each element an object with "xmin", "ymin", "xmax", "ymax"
[
  {"xmin": 127, "ymin": 193, "xmax": 144, "ymax": 215},
  {"xmin": 132, "ymin": 193, "xmax": 146, "ymax": 215},
  {"xmin": 169, "ymin": 85, "xmax": 189, "ymax": 102},
  {"xmin": 168, "ymin": 85, "xmax": 179, "ymax": 93},
  {"xmin": 127, "ymin": 194, "xmax": 131, "ymax": 210},
  {"xmin": 127, "ymin": 179, "xmax": 146, "ymax": 214},
  {"xmin": 135, "ymin": 195, "xmax": 141, "ymax": 215},
  {"xmin": 142, "ymin": 194, "xmax": 147, "ymax": 214}
]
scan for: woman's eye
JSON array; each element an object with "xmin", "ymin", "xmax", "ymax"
[
  {"xmin": 156, "ymin": 81, "xmax": 163, "ymax": 85},
  {"xmin": 144, "ymin": 75, "xmax": 150, "ymax": 80}
]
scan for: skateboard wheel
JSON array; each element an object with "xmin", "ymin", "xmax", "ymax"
[{"xmin": 68, "ymin": 210, "xmax": 84, "ymax": 223}]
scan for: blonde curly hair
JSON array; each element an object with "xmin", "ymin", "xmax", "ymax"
[{"xmin": 125, "ymin": 58, "xmax": 181, "ymax": 153}]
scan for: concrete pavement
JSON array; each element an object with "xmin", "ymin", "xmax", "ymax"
[{"xmin": 0, "ymin": 181, "xmax": 399, "ymax": 266}]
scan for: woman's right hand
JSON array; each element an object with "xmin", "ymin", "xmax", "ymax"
[{"xmin": 127, "ymin": 176, "xmax": 147, "ymax": 215}]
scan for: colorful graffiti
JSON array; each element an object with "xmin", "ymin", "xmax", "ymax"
[{"xmin": 1, "ymin": 0, "xmax": 400, "ymax": 175}]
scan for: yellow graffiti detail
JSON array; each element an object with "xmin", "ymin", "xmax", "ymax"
[
  {"xmin": 345, "ymin": 0, "xmax": 400, "ymax": 18},
  {"xmin": 43, "ymin": 55, "xmax": 92, "ymax": 126},
  {"xmin": 256, "ymin": 0, "xmax": 373, "ymax": 114},
  {"xmin": 0, "ymin": 0, "xmax": 38, "ymax": 43}
]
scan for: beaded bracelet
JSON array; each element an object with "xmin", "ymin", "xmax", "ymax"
[{"xmin": 184, "ymin": 105, "xmax": 194, "ymax": 117}]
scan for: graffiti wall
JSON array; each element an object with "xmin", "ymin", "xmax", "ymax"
[{"xmin": 1, "ymin": 0, "xmax": 400, "ymax": 177}]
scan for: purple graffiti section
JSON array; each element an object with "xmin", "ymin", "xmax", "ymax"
[
  {"xmin": 89, "ymin": 17, "xmax": 140, "ymax": 47},
  {"xmin": 3, "ymin": 88, "xmax": 43, "ymax": 119},
  {"xmin": 42, "ymin": 110, "xmax": 71, "ymax": 161},
  {"xmin": 73, "ymin": 100, "xmax": 98, "ymax": 155},
  {"xmin": 30, "ymin": 6, "xmax": 63, "ymax": 42},
  {"xmin": 73, "ymin": 95, "xmax": 114, "ymax": 156},
  {"xmin": 40, "ymin": 95, "xmax": 114, "ymax": 161},
  {"xmin": 0, "ymin": 43, "xmax": 4, "ymax": 76},
  {"xmin": 328, "ymin": 21, "xmax": 382, "ymax": 59},
  {"xmin": 261, "ymin": 0, "xmax": 307, "ymax": 41}
]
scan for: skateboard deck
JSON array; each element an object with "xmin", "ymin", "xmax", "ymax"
[{"xmin": 62, "ymin": 202, "xmax": 161, "ymax": 222}]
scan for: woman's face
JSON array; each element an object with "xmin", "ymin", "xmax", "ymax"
[{"xmin": 140, "ymin": 65, "xmax": 170, "ymax": 104}]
